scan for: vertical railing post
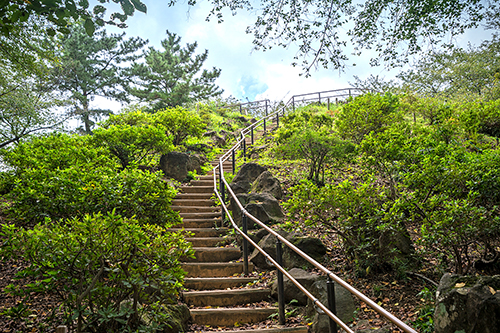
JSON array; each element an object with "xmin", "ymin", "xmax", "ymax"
[
  {"xmin": 292, "ymin": 96, "xmax": 295, "ymax": 112},
  {"xmin": 276, "ymin": 112, "xmax": 279, "ymax": 128},
  {"xmin": 327, "ymin": 277, "xmax": 338, "ymax": 333},
  {"xmin": 264, "ymin": 100, "xmax": 268, "ymax": 132},
  {"xmin": 243, "ymin": 138, "xmax": 247, "ymax": 162},
  {"xmin": 251, "ymin": 127, "xmax": 254, "ymax": 145},
  {"xmin": 242, "ymin": 213, "xmax": 249, "ymax": 275},
  {"xmin": 219, "ymin": 162, "xmax": 226, "ymax": 223},
  {"xmin": 349, "ymin": 88, "xmax": 352, "ymax": 97},
  {"xmin": 318, "ymin": 92, "xmax": 321, "ymax": 104},
  {"xmin": 276, "ymin": 239, "xmax": 285, "ymax": 325},
  {"xmin": 327, "ymin": 97, "xmax": 330, "ymax": 110},
  {"xmin": 232, "ymin": 149, "xmax": 236, "ymax": 175}
]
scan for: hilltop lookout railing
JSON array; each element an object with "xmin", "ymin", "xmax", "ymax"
[{"xmin": 212, "ymin": 88, "xmax": 417, "ymax": 333}]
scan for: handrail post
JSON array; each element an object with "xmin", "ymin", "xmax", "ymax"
[
  {"xmin": 318, "ymin": 92, "xmax": 321, "ymax": 104},
  {"xmin": 292, "ymin": 96, "xmax": 295, "ymax": 112},
  {"xmin": 243, "ymin": 138, "xmax": 247, "ymax": 162},
  {"xmin": 242, "ymin": 213, "xmax": 249, "ymax": 275},
  {"xmin": 276, "ymin": 239, "xmax": 285, "ymax": 325},
  {"xmin": 264, "ymin": 100, "xmax": 268, "ymax": 132},
  {"xmin": 240, "ymin": 105, "xmax": 242, "ymax": 114},
  {"xmin": 251, "ymin": 127, "xmax": 254, "ymax": 145},
  {"xmin": 276, "ymin": 112, "xmax": 279, "ymax": 128},
  {"xmin": 219, "ymin": 163, "xmax": 226, "ymax": 223},
  {"xmin": 327, "ymin": 277, "xmax": 338, "ymax": 333},
  {"xmin": 232, "ymin": 149, "xmax": 236, "ymax": 174},
  {"xmin": 327, "ymin": 97, "xmax": 330, "ymax": 110}
]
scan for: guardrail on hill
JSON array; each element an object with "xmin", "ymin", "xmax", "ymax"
[{"xmin": 212, "ymin": 88, "xmax": 417, "ymax": 333}]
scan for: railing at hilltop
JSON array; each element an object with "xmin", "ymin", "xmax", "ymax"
[{"xmin": 212, "ymin": 88, "xmax": 417, "ymax": 333}]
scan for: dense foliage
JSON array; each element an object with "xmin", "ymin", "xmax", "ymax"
[
  {"xmin": 268, "ymin": 95, "xmax": 500, "ymax": 276},
  {"xmin": 1, "ymin": 211, "xmax": 193, "ymax": 332}
]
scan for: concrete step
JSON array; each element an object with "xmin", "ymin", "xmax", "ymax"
[
  {"xmin": 178, "ymin": 219, "xmax": 223, "ymax": 228},
  {"xmin": 179, "ymin": 211, "xmax": 222, "ymax": 219},
  {"xmin": 172, "ymin": 206, "xmax": 220, "ymax": 213},
  {"xmin": 186, "ymin": 237, "xmax": 229, "ymax": 247},
  {"xmin": 169, "ymin": 228, "xmax": 228, "ymax": 237},
  {"xmin": 190, "ymin": 180, "xmax": 214, "ymax": 186},
  {"xmin": 183, "ymin": 288, "xmax": 270, "ymax": 306},
  {"xmin": 172, "ymin": 199, "xmax": 215, "ymax": 207},
  {"xmin": 181, "ymin": 262, "xmax": 253, "ymax": 277},
  {"xmin": 179, "ymin": 186, "xmax": 213, "ymax": 194},
  {"xmin": 188, "ymin": 247, "xmax": 241, "ymax": 263},
  {"xmin": 189, "ymin": 307, "xmax": 277, "ymax": 327},
  {"xmin": 184, "ymin": 277, "xmax": 256, "ymax": 290},
  {"xmin": 175, "ymin": 193, "xmax": 213, "ymax": 200},
  {"xmin": 221, "ymin": 327, "xmax": 308, "ymax": 333},
  {"xmin": 196, "ymin": 175, "xmax": 214, "ymax": 180}
]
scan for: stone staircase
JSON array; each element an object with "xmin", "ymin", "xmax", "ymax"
[{"xmin": 171, "ymin": 155, "xmax": 308, "ymax": 333}]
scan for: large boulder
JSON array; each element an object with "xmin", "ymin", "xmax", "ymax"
[
  {"xmin": 230, "ymin": 163, "xmax": 268, "ymax": 195},
  {"xmin": 160, "ymin": 152, "xmax": 206, "ymax": 182},
  {"xmin": 251, "ymin": 170, "xmax": 283, "ymax": 200},
  {"xmin": 270, "ymin": 268, "xmax": 322, "ymax": 305},
  {"xmin": 231, "ymin": 192, "xmax": 284, "ymax": 229},
  {"xmin": 306, "ymin": 279, "xmax": 356, "ymax": 333},
  {"xmin": 249, "ymin": 232, "xmax": 327, "ymax": 270},
  {"xmin": 434, "ymin": 273, "xmax": 500, "ymax": 333}
]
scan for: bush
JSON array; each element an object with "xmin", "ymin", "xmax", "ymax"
[
  {"xmin": 6, "ymin": 166, "xmax": 180, "ymax": 226},
  {"xmin": 335, "ymin": 93, "xmax": 401, "ymax": 144},
  {"xmin": 92, "ymin": 124, "xmax": 173, "ymax": 169},
  {"xmin": 2, "ymin": 133, "xmax": 180, "ymax": 226},
  {"xmin": 154, "ymin": 106, "xmax": 205, "ymax": 147},
  {"xmin": 1, "ymin": 211, "xmax": 194, "ymax": 332}
]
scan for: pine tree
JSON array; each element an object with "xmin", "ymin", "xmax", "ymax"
[
  {"xmin": 54, "ymin": 23, "xmax": 146, "ymax": 134},
  {"xmin": 128, "ymin": 30, "xmax": 223, "ymax": 110}
]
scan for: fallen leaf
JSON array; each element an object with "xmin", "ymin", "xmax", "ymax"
[{"xmin": 455, "ymin": 282, "xmax": 466, "ymax": 288}]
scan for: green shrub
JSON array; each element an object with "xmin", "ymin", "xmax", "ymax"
[
  {"xmin": 335, "ymin": 93, "xmax": 401, "ymax": 144},
  {"xmin": 92, "ymin": 124, "xmax": 173, "ymax": 169},
  {"xmin": 154, "ymin": 106, "xmax": 205, "ymax": 147},
  {"xmin": 6, "ymin": 166, "xmax": 180, "ymax": 226},
  {"xmin": 1, "ymin": 211, "xmax": 194, "ymax": 332}
]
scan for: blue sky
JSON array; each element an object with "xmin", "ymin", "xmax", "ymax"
[{"xmin": 101, "ymin": 1, "xmax": 494, "ymax": 107}]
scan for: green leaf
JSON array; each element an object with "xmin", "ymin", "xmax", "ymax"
[
  {"xmin": 121, "ymin": 0, "xmax": 135, "ymax": 16},
  {"xmin": 84, "ymin": 18, "xmax": 95, "ymax": 36},
  {"xmin": 130, "ymin": 0, "xmax": 147, "ymax": 13}
]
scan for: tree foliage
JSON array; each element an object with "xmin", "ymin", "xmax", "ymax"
[
  {"xmin": 53, "ymin": 22, "xmax": 146, "ymax": 134},
  {"xmin": 171, "ymin": 0, "xmax": 500, "ymax": 73},
  {"xmin": 0, "ymin": 211, "xmax": 192, "ymax": 332},
  {"xmin": 398, "ymin": 34, "xmax": 500, "ymax": 101},
  {"xmin": 128, "ymin": 30, "xmax": 223, "ymax": 110},
  {"xmin": 0, "ymin": 0, "xmax": 147, "ymax": 37}
]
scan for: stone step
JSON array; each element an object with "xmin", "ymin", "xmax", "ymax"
[
  {"xmin": 169, "ymin": 228, "xmax": 228, "ymax": 237},
  {"xmin": 190, "ymin": 180, "xmax": 214, "ymax": 186},
  {"xmin": 172, "ymin": 206, "xmax": 220, "ymax": 213},
  {"xmin": 183, "ymin": 288, "xmax": 270, "ymax": 306},
  {"xmin": 179, "ymin": 186, "xmax": 213, "ymax": 194},
  {"xmin": 221, "ymin": 327, "xmax": 308, "ymax": 333},
  {"xmin": 175, "ymin": 193, "xmax": 213, "ymax": 200},
  {"xmin": 184, "ymin": 277, "xmax": 256, "ymax": 290},
  {"xmin": 181, "ymin": 262, "xmax": 253, "ymax": 277},
  {"xmin": 195, "ymin": 175, "xmax": 215, "ymax": 181},
  {"xmin": 184, "ymin": 247, "xmax": 241, "ymax": 263},
  {"xmin": 179, "ymin": 211, "xmax": 222, "ymax": 219},
  {"xmin": 177, "ymin": 219, "xmax": 223, "ymax": 228},
  {"xmin": 190, "ymin": 307, "xmax": 277, "ymax": 327},
  {"xmin": 172, "ymin": 199, "xmax": 215, "ymax": 207},
  {"xmin": 186, "ymin": 237, "xmax": 228, "ymax": 247}
]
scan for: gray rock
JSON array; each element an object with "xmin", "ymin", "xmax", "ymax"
[
  {"xmin": 231, "ymin": 192, "xmax": 284, "ymax": 229},
  {"xmin": 251, "ymin": 170, "xmax": 283, "ymax": 199},
  {"xmin": 378, "ymin": 229, "xmax": 414, "ymax": 257},
  {"xmin": 231, "ymin": 163, "xmax": 268, "ymax": 189},
  {"xmin": 160, "ymin": 152, "xmax": 207, "ymax": 181},
  {"xmin": 249, "ymin": 232, "xmax": 327, "ymax": 270},
  {"xmin": 306, "ymin": 279, "xmax": 356, "ymax": 325},
  {"xmin": 160, "ymin": 152, "xmax": 190, "ymax": 181},
  {"xmin": 434, "ymin": 273, "xmax": 500, "ymax": 333},
  {"xmin": 162, "ymin": 304, "xmax": 191, "ymax": 333},
  {"xmin": 270, "ymin": 268, "xmax": 322, "ymax": 305}
]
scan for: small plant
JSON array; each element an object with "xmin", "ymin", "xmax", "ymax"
[{"xmin": 412, "ymin": 287, "xmax": 435, "ymax": 333}]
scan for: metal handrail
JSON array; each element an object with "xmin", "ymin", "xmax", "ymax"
[{"xmin": 212, "ymin": 89, "xmax": 417, "ymax": 333}]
